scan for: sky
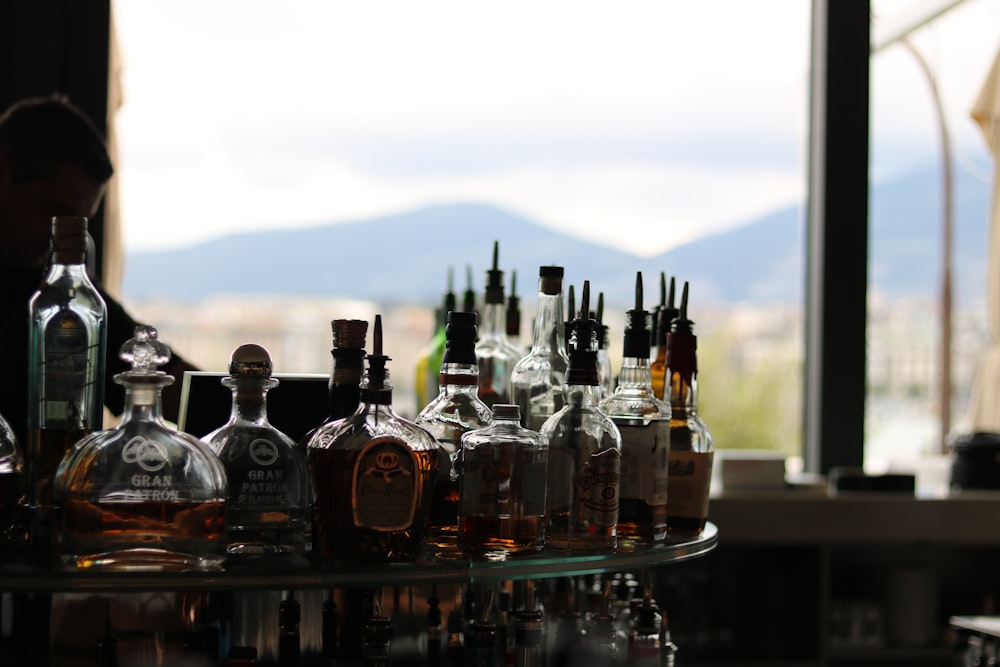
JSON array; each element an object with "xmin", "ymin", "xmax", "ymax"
[{"xmin": 111, "ymin": 0, "xmax": 1000, "ymax": 258}]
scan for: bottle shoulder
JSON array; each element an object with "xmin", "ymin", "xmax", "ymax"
[
  {"xmin": 310, "ymin": 406, "xmax": 438, "ymax": 452},
  {"xmin": 599, "ymin": 392, "xmax": 670, "ymax": 421},
  {"xmin": 415, "ymin": 395, "xmax": 492, "ymax": 442},
  {"xmin": 204, "ymin": 422, "xmax": 304, "ymax": 461}
]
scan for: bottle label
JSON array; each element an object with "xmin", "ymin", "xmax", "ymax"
[
  {"xmin": 667, "ymin": 450, "xmax": 714, "ymax": 519},
  {"xmin": 615, "ymin": 419, "xmax": 670, "ymax": 506},
  {"xmin": 122, "ymin": 436, "xmax": 179, "ymax": 501},
  {"xmin": 248, "ymin": 438, "xmax": 279, "ymax": 466},
  {"xmin": 352, "ymin": 436, "xmax": 419, "ymax": 531},
  {"xmin": 576, "ymin": 448, "xmax": 620, "ymax": 528},
  {"xmin": 41, "ymin": 311, "xmax": 94, "ymax": 425}
]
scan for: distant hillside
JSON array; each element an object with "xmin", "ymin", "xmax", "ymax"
[{"xmin": 122, "ymin": 162, "xmax": 991, "ymax": 309}]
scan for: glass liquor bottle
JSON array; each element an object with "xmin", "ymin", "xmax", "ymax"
[
  {"xmin": 305, "ymin": 319, "xmax": 369, "ymax": 447},
  {"xmin": 459, "ymin": 404, "xmax": 547, "ymax": 555},
  {"xmin": 55, "ymin": 325, "xmax": 227, "ymax": 570},
  {"xmin": 541, "ymin": 282, "xmax": 622, "ymax": 552},
  {"xmin": 506, "ymin": 270, "xmax": 524, "ymax": 354},
  {"xmin": 27, "ymin": 216, "xmax": 107, "ymax": 542},
  {"xmin": 415, "ymin": 271, "xmax": 457, "ymax": 414},
  {"xmin": 595, "ymin": 292, "xmax": 614, "ymax": 398},
  {"xmin": 475, "ymin": 241, "xmax": 522, "ymax": 408},
  {"xmin": 599, "ymin": 272, "xmax": 671, "ymax": 544},
  {"xmin": 0, "ymin": 411, "xmax": 24, "ymax": 542},
  {"xmin": 462, "ymin": 265, "xmax": 478, "ymax": 318},
  {"xmin": 651, "ymin": 276, "xmax": 678, "ymax": 402},
  {"xmin": 308, "ymin": 314, "xmax": 439, "ymax": 563},
  {"xmin": 202, "ymin": 343, "xmax": 311, "ymax": 557},
  {"xmin": 510, "ymin": 265, "xmax": 569, "ymax": 431},
  {"xmin": 666, "ymin": 282, "xmax": 714, "ymax": 536},
  {"xmin": 415, "ymin": 310, "xmax": 492, "ymax": 549}
]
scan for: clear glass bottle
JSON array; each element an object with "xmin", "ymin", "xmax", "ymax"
[
  {"xmin": 510, "ymin": 266, "xmax": 569, "ymax": 431},
  {"xmin": 0, "ymin": 410, "xmax": 24, "ymax": 543},
  {"xmin": 541, "ymin": 282, "xmax": 622, "ymax": 552},
  {"xmin": 55, "ymin": 325, "xmax": 227, "ymax": 570},
  {"xmin": 475, "ymin": 241, "xmax": 522, "ymax": 408},
  {"xmin": 416, "ymin": 310, "xmax": 492, "ymax": 549},
  {"xmin": 27, "ymin": 216, "xmax": 107, "ymax": 542},
  {"xmin": 415, "ymin": 270, "xmax": 457, "ymax": 414},
  {"xmin": 506, "ymin": 270, "xmax": 524, "ymax": 354},
  {"xmin": 308, "ymin": 315, "xmax": 439, "ymax": 563},
  {"xmin": 595, "ymin": 292, "xmax": 614, "ymax": 398},
  {"xmin": 599, "ymin": 273, "xmax": 671, "ymax": 544},
  {"xmin": 458, "ymin": 404, "xmax": 547, "ymax": 555},
  {"xmin": 666, "ymin": 282, "xmax": 714, "ymax": 536},
  {"xmin": 651, "ymin": 276, "xmax": 678, "ymax": 402},
  {"xmin": 202, "ymin": 343, "xmax": 311, "ymax": 557}
]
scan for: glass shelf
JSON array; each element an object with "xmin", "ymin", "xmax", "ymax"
[{"xmin": 0, "ymin": 522, "xmax": 716, "ymax": 593}]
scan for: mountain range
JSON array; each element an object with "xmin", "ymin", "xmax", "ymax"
[{"xmin": 121, "ymin": 162, "xmax": 992, "ymax": 309}]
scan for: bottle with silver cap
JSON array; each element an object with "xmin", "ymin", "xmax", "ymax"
[{"xmin": 203, "ymin": 343, "xmax": 312, "ymax": 558}]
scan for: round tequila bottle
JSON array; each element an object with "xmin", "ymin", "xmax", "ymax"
[{"xmin": 55, "ymin": 326, "xmax": 227, "ymax": 570}]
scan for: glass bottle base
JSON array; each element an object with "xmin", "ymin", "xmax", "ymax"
[{"xmin": 63, "ymin": 547, "xmax": 225, "ymax": 572}]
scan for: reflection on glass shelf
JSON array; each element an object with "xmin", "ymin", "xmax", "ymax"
[{"xmin": 0, "ymin": 523, "xmax": 716, "ymax": 592}]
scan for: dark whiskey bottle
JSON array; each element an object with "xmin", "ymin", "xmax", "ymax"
[
  {"xmin": 308, "ymin": 315, "xmax": 439, "ymax": 563},
  {"xmin": 666, "ymin": 283, "xmax": 714, "ymax": 536}
]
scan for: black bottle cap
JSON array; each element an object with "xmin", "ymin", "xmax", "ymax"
[
  {"xmin": 365, "ymin": 314, "xmax": 392, "ymax": 391},
  {"xmin": 566, "ymin": 282, "xmax": 599, "ymax": 386},
  {"xmin": 506, "ymin": 270, "xmax": 521, "ymax": 337},
  {"xmin": 484, "ymin": 240, "xmax": 505, "ymax": 305},
  {"xmin": 623, "ymin": 272, "xmax": 651, "ymax": 359},
  {"xmin": 443, "ymin": 310, "xmax": 478, "ymax": 365},
  {"xmin": 657, "ymin": 276, "xmax": 679, "ymax": 342},
  {"xmin": 667, "ymin": 282, "xmax": 697, "ymax": 375}
]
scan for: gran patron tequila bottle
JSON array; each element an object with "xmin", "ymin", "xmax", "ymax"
[
  {"xmin": 666, "ymin": 282, "xmax": 714, "ymax": 536},
  {"xmin": 55, "ymin": 325, "xmax": 227, "ymax": 570},
  {"xmin": 458, "ymin": 404, "xmax": 547, "ymax": 555},
  {"xmin": 203, "ymin": 343, "xmax": 311, "ymax": 557},
  {"xmin": 308, "ymin": 315, "xmax": 439, "ymax": 563},
  {"xmin": 599, "ymin": 273, "xmax": 671, "ymax": 544},
  {"xmin": 27, "ymin": 216, "xmax": 107, "ymax": 541},
  {"xmin": 510, "ymin": 266, "xmax": 568, "ymax": 431},
  {"xmin": 415, "ymin": 310, "xmax": 492, "ymax": 549},
  {"xmin": 541, "ymin": 282, "xmax": 622, "ymax": 552},
  {"xmin": 475, "ymin": 242, "xmax": 522, "ymax": 408}
]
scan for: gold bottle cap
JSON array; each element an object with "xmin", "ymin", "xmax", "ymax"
[
  {"xmin": 229, "ymin": 343, "xmax": 273, "ymax": 377},
  {"xmin": 331, "ymin": 319, "xmax": 368, "ymax": 350}
]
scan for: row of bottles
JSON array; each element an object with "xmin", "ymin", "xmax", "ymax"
[{"xmin": 0, "ymin": 225, "xmax": 711, "ymax": 571}]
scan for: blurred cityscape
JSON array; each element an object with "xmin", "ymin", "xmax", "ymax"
[{"xmin": 125, "ymin": 293, "xmax": 988, "ymax": 467}]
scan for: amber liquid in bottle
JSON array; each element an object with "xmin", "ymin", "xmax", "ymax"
[
  {"xmin": 310, "ymin": 447, "xmax": 437, "ymax": 562},
  {"xmin": 32, "ymin": 426, "xmax": 89, "ymax": 511}
]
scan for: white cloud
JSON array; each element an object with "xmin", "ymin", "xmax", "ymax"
[{"xmin": 111, "ymin": 1, "xmax": 1000, "ymax": 255}]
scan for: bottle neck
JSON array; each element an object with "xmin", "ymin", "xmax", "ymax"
[
  {"xmin": 232, "ymin": 386, "xmax": 272, "ymax": 425},
  {"xmin": 530, "ymin": 292, "xmax": 566, "ymax": 355},
  {"xmin": 119, "ymin": 379, "xmax": 169, "ymax": 426},
  {"xmin": 439, "ymin": 362, "xmax": 479, "ymax": 389},
  {"xmin": 564, "ymin": 382, "xmax": 603, "ymax": 408},
  {"xmin": 615, "ymin": 357, "xmax": 655, "ymax": 396},
  {"xmin": 479, "ymin": 302, "xmax": 507, "ymax": 339},
  {"xmin": 44, "ymin": 261, "xmax": 90, "ymax": 286},
  {"xmin": 670, "ymin": 371, "xmax": 699, "ymax": 415}
]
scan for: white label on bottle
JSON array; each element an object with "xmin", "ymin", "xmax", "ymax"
[
  {"xmin": 615, "ymin": 418, "xmax": 670, "ymax": 506},
  {"xmin": 576, "ymin": 448, "xmax": 620, "ymax": 528}
]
